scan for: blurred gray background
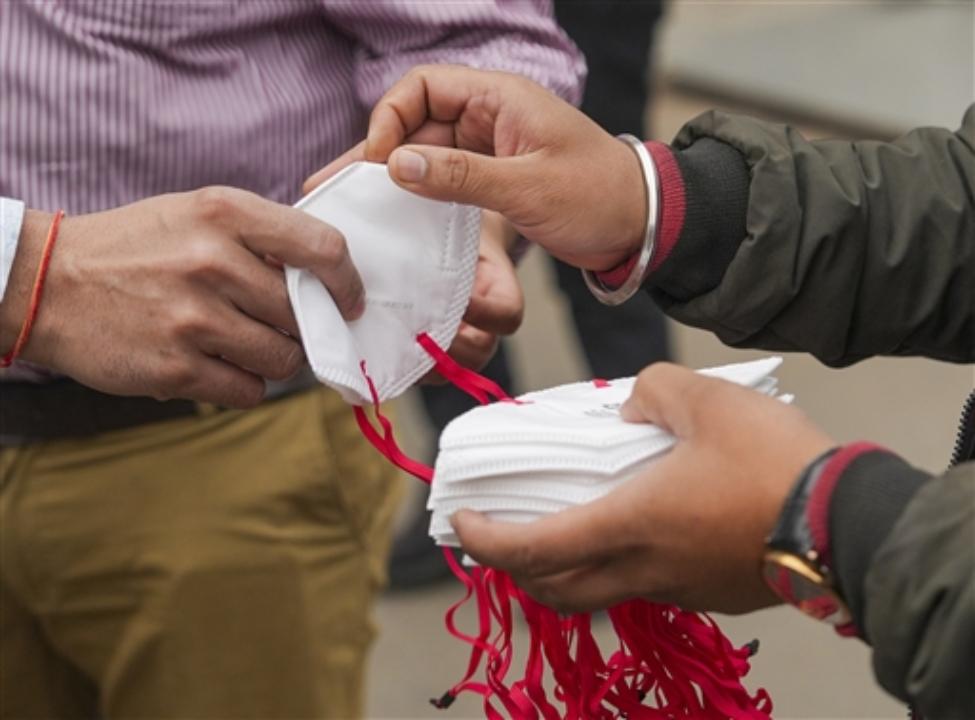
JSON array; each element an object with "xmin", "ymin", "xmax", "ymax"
[{"xmin": 369, "ymin": 2, "xmax": 975, "ymax": 718}]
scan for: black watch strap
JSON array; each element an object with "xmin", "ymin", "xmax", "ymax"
[{"xmin": 767, "ymin": 448, "xmax": 840, "ymax": 557}]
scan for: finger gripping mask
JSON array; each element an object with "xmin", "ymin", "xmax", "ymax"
[{"xmin": 286, "ymin": 162, "xmax": 481, "ymax": 405}]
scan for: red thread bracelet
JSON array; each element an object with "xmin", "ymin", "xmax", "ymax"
[{"xmin": 0, "ymin": 209, "xmax": 65, "ymax": 368}]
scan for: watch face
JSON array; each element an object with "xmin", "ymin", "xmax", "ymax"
[{"xmin": 763, "ymin": 552, "xmax": 852, "ymax": 627}]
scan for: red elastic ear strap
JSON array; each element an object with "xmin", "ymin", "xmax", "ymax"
[
  {"xmin": 355, "ymin": 335, "xmax": 515, "ymax": 485},
  {"xmin": 353, "ymin": 347, "xmax": 518, "ymax": 713},
  {"xmin": 608, "ymin": 601, "xmax": 772, "ymax": 718},
  {"xmin": 511, "ymin": 587, "xmax": 561, "ymax": 720},
  {"xmin": 483, "ymin": 570, "xmax": 538, "ymax": 720},
  {"xmin": 352, "ymin": 339, "xmax": 514, "ymax": 713},
  {"xmin": 417, "ymin": 335, "xmax": 539, "ymax": 718},
  {"xmin": 353, "ymin": 360, "xmax": 434, "ymax": 484},
  {"xmin": 416, "ymin": 332, "xmax": 514, "ymax": 403},
  {"xmin": 439, "ymin": 551, "xmax": 499, "ymax": 698}
]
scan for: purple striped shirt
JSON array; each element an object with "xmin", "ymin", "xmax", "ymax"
[
  {"xmin": 0, "ymin": 0, "xmax": 583, "ymax": 382},
  {"xmin": 1, "ymin": 0, "xmax": 582, "ymax": 212}
]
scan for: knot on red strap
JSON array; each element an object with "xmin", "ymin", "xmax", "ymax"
[{"xmin": 431, "ymin": 692, "xmax": 457, "ymax": 709}]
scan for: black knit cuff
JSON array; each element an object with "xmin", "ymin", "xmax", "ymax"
[
  {"xmin": 829, "ymin": 452, "xmax": 930, "ymax": 640},
  {"xmin": 646, "ymin": 138, "xmax": 750, "ymax": 305}
]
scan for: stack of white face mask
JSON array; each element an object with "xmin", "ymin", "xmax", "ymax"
[{"xmin": 429, "ymin": 357, "xmax": 791, "ymax": 547}]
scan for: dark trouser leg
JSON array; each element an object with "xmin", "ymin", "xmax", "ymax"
[{"xmin": 553, "ymin": 0, "xmax": 670, "ymax": 374}]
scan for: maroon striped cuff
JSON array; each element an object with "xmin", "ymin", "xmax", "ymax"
[
  {"xmin": 594, "ymin": 141, "xmax": 686, "ymax": 290},
  {"xmin": 806, "ymin": 441, "xmax": 890, "ymax": 569}
]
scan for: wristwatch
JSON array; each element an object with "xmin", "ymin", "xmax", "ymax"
[{"xmin": 762, "ymin": 448, "xmax": 856, "ymax": 634}]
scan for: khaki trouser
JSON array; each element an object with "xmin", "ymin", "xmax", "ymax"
[{"xmin": 0, "ymin": 387, "xmax": 403, "ymax": 719}]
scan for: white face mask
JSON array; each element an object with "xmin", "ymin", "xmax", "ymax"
[
  {"xmin": 428, "ymin": 357, "xmax": 791, "ymax": 547},
  {"xmin": 286, "ymin": 162, "xmax": 481, "ymax": 405}
]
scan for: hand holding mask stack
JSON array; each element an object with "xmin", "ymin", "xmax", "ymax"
[
  {"xmin": 428, "ymin": 358, "xmax": 790, "ymax": 548},
  {"xmin": 286, "ymin": 162, "xmax": 776, "ymax": 720}
]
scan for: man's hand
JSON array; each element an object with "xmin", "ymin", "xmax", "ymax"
[
  {"xmin": 451, "ymin": 363, "xmax": 834, "ymax": 615},
  {"xmin": 0, "ymin": 188, "xmax": 365, "ymax": 408},
  {"xmin": 304, "ymin": 65, "xmax": 646, "ymax": 272}
]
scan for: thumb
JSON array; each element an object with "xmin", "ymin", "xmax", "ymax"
[
  {"xmin": 620, "ymin": 362, "xmax": 714, "ymax": 440},
  {"xmin": 387, "ymin": 145, "xmax": 526, "ymax": 214}
]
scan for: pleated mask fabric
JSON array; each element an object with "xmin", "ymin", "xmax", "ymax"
[{"xmin": 286, "ymin": 162, "xmax": 481, "ymax": 405}]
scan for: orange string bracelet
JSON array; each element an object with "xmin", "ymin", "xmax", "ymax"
[{"xmin": 0, "ymin": 209, "xmax": 65, "ymax": 368}]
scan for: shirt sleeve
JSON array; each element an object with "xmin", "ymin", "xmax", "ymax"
[
  {"xmin": 321, "ymin": 0, "xmax": 586, "ymax": 108},
  {"xmin": 0, "ymin": 196, "xmax": 26, "ymax": 303}
]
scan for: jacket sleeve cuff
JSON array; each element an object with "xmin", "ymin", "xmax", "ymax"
[
  {"xmin": 646, "ymin": 138, "xmax": 751, "ymax": 303},
  {"xmin": 812, "ymin": 443, "xmax": 930, "ymax": 639},
  {"xmin": 0, "ymin": 197, "xmax": 26, "ymax": 303}
]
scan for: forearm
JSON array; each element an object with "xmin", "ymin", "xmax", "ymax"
[{"xmin": 637, "ymin": 107, "xmax": 975, "ymax": 366}]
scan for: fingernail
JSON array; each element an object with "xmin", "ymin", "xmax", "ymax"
[{"xmin": 394, "ymin": 149, "xmax": 428, "ymax": 182}]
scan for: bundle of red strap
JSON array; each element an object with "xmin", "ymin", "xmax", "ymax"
[{"xmin": 354, "ymin": 333, "xmax": 772, "ymax": 720}]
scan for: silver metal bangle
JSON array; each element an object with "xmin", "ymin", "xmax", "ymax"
[{"xmin": 582, "ymin": 133, "xmax": 658, "ymax": 306}]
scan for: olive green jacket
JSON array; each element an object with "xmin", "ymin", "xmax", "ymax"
[
  {"xmin": 655, "ymin": 106, "xmax": 974, "ymax": 718},
  {"xmin": 668, "ymin": 105, "xmax": 973, "ymax": 367}
]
